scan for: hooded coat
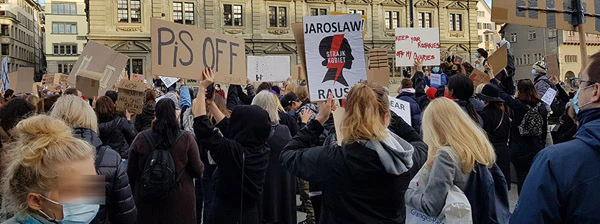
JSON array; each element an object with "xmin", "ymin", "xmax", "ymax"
[
  {"xmin": 397, "ymin": 90, "xmax": 423, "ymax": 132},
  {"xmin": 98, "ymin": 115, "xmax": 138, "ymax": 159},
  {"xmin": 510, "ymin": 108, "xmax": 600, "ymax": 223},
  {"xmin": 193, "ymin": 105, "xmax": 272, "ymax": 224},
  {"xmin": 280, "ymin": 120, "xmax": 414, "ymax": 223},
  {"xmin": 135, "ymin": 102, "xmax": 155, "ymax": 132},
  {"xmin": 72, "ymin": 127, "xmax": 137, "ymax": 224}
]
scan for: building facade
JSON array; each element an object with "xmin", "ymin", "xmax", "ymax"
[
  {"xmin": 45, "ymin": 0, "xmax": 87, "ymax": 75},
  {"xmin": 87, "ymin": 0, "xmax": 479, "ymax": 78},
  {"xmin": 475, "ymin": 0, "xmax": 498, "ymax": 53},
  {"xmin": 0, "ymin": 0, "xmax": 44, "ymax": 75},
  {"xmin": 502, "ymin": 24, "xmax": 600, "ymax": 84}
]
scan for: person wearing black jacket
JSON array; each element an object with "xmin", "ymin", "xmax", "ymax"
[
  {"xmin": 226, "ymin": 81, "xmax": 256, "ymax": 111},
  {"xmin": 95, "ymin": 96, "xmax": 138, "ymax": 159},
  {"xmin": 49, "ymin": 95, "xmax": 137, "ymax": 224},
  {"xmin": 135, "ymin": 90, "xmax": 156, "ymax": 132},
  {"xmin": 280, "ymin": 83, "xmax": 414, "ymax": 223},
  {"xmin": 193, "ymin": 68, "xmax": 272, "ymax": 224}
]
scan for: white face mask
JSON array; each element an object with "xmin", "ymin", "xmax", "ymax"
[{"xmin": 38, "ymin": 195, "xmax": 100, "ymax": 224}]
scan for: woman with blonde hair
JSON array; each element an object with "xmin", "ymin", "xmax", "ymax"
[
  {"xmin": 280, "ymin": 82, "xmax": 415, "ymax": 223},
  {"xmin": 252, "ymin": 91, "xmax": 296, "ymax": 224},
  {"xmin": 1, "ymin": 115, "xmax": 100, "ymax": 223},
  {"xmin": 405, "ymin": 97, "xmax": 496, "ymax": 217},
  {"xmin": 50, "ymin": 95, "xmax": 137, "ymax": 224}
]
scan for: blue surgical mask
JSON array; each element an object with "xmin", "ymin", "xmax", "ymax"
[
  {"xmin": 432, "ymin": 67, "xmax": 440, "ymax": 73},
  {"xmin": 38, "ymin": 195, "xmax": 100, "ymax": 224},
  {"xmin": 531, "ymin": 69, "xmax": 537, "ymax": 76},
  {"xmin": 573, "ymin": 84, "xmax": 595, "ymax": 114},
  {"xmin": 475, "ymin": 53, "xmax": 480, "ymax": 58}
]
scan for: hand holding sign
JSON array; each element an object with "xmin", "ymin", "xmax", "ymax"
[
  {"xmin": 317, "ymin": 93, "xmax": 334, "ymax": 125},
  {"xmin": 201, "ymin": 68, "xmax": 215, "ymax": 89},
  {"xmin": 300, "ymin": 110, "xmax": 314, "ymax": 124},
  {"xmin": 485, "ymin": 62, "xmax": 495, "ymax": 80},
  {"xmin": 414, "ymin": 58, "xmax": 424, "ymax": 72}
]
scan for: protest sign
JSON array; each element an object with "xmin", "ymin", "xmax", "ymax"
[
  {"xmin": 395, "ymin": 28, "xmax": 440, "ymax": 66},
  {"xmin": 388, "ymin": 96, "xmax": 411, "ymax": 126},
  {"xmin": 68, "ymin": 41, "xmax": 129, "ymax": 96},
  {"xmin": 470, "ymin": 69, "xmax": 490, "ymax": 87},
  {"xmin": 332, "ymin": 107, "xmax": 346, "ymax": 146},
  {"xmin": 247, "ymin": 56, "xmax": 291, "ymax": 82},
  {"xmin": 152, "ymin": 19, "xmax": 246, "ymax": 84},
  {"xmin": 160, "ymin": 76, "xmax": 180, "ymax": 88},
  {"xmin": 43, "ymin": 73, "xmax": 69, "ymax": 86},
  {"xmin": 8, "ymin": 67, "xmax": 34, "ymax": 93},
  {"xmin": 116, "ymin": 80, "xmax": 146, "ymax": 114},
  {"xmin": 430, "ymin": 74, "xmax": 442, "ymax": 87},
  {"xmin": 131, "ymin": 74, "xmax": 145, "ymax": 82},
  {"xmin": 303, "ymin": 14, "xmax": 367, "ymax": 101},
  {"xmin": 541, "ymin": 88, "xmax": 557, "ymax": 106},
  {"xmin": 76, "ymin": 70, "xmax": 103, "ymax": 99},
  {"xmin": 487, "ymin": 44, "xmax": 507, "ymax": 76},
  {"xmin": 330, "ymin": 11, "xmax": 367, "ymax": 38},
  {"xmin": 366, "ymin": 68, "xmax": 390, "ymax": 87},
  {"xmin": 546, "ymin": 54, "xmax": 560, "ymax": 76},
  {"xmin": 292, "ymin": 65, "xmax": 306, "ymax": 80}
]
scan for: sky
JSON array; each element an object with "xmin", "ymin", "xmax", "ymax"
[{"xmin": 486, "ymin": 0, "xmax": 492, "ymax": 6}]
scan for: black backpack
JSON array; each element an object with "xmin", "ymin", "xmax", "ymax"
[
  {"xmin": 140, "ymin": 130, "xmax": 185, "ymax": 203},
  {"xmin": 518, "ymin": 103, "xmax": 544, "ymax": 136}
]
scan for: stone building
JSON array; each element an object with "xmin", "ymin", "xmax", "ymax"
[
  {"xmin": 87, "ymin": 0, "xmax": 478, "ymax": 78},
  {"xmin": 0, "ymin": 0, "xmax": 44, "ymax": 75},
  {"xmin": 44, "ymin": 0, "xmax": 88, "ymax": 75}
]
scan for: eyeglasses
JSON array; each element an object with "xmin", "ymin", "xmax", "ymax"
[{"xmin": 570, "ymin": 77, "xmax": 597, "ymax": 88}]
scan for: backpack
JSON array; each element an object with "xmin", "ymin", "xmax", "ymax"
[
  {"xmin": 464, "ymin": 163, "xmax": 511, "ymax": 224},
  {"xmin": 518, "ymin": 103, "xmax": 544, "ymax": 136},
  {"xmin": 140, "ymin": 130, "xmax": 186, "ymax": 203}
]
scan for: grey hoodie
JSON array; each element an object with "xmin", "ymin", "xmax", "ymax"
[{"xmin": 361, "ymin": 129, "xmax": 414, "ymax": 175}]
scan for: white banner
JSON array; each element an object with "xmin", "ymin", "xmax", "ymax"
[
  {"xmin": 388, "ymin": 96, "xmax": 412, "ymax": 126},
  {"xmin": 303, "ymin": 14, "xmax": 367, "ymax": 101},
  {"xmin": 247, "ymin": 56, "xmax": 291, "ymax": 82},
  {"xmin": 160, "ymin": 76, "xmax": 180, "ymax": 88},
  {"xmin": 395, "ymin": 28, "xmax": 440, "ymax": 67}
]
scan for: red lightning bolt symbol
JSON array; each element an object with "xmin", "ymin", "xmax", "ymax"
[{"xmin": 326, "ymin": 34, "xmax": 345, "ymax": 84}]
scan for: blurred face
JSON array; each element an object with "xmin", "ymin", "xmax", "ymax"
[
  {"xmin": 291, "ymin": 101, "xmax": 301, "ymax": 111},
  {"xmin": 27, "ymin": 159, "xmax": 100, "ymax": 221}
]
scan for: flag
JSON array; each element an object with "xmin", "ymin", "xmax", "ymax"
[{"xmin": 1, "ymin": 57, "xmax": 8, "ymax": 92}]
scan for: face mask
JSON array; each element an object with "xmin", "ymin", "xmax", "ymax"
[
  {"xmin": 38, "ymin": 195, "xmax": 100, "ymax": 224},
  {"xmin": 432, "ymin": 67, "xmax": 440, "ymax": 73},
  {"xmin": 573, "ymin": 84, "xmax": 595, "ymax": 114},
  {"xmin": 531, "ymin": 69, "xmax": 538, "ymax": 76},
  {"xmin": 474, "ymin": 53, "xmax": 480, "ymax": 58}
]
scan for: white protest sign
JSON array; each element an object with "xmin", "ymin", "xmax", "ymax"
[
  {"xmin": 541, "ymin": 88, "xmax": 557, "ymax": 106},
  {"xmin": 388, "ymin": 96, "xmax": 411, "ymax": 126},
  {"xmin": 395, "ymin": 28, "xmax": 440, "ymax": 66},
  {"xmin": 247, "ymin": 56, "xmax": 291, "ymax": 82},
  {"xmin": 160, "ymin": 76, "xmax": 180, "ymax": 88},
  {"xmin": 430, "ymin": 74, "xmax": 442, "ymax": 87},
  {"xmin": 304, "ymin": 14, "xmax": 367, "ymax": 101}
]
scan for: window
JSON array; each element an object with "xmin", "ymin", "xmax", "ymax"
[
  {"xmin": 118, "ymin": 0, "xmax": 141, "ymax": 23},
  {"xmin": 58, "ymin": 62, "xmax": 75, "ymax": 74},
  {"xmin": 52, "ymin": 22, "xmax": 77, "ymax": 34},
  {"xmin": 223, "ymin": 4, "xmax": 243, "ymax": 26},
  {"xmin": 449, "ymin": 13, "xmax": 462, "ymax": 31},
  {"xmin": 477, "ymin": 11, "xmax": 485, "ymax": 17},
  {"xmin": 173, "ymin": 2, "xmax": 194, "ymax": 24},
  {"xmin": 477, "ymin": 23, "xmax": 482, "ymax": 29},
  {"xmin": 484, "ymin": 23, "xmax": 492, "ymax": 29},
  {"xmin": 1, "ymin": 24, "xmax": 7, "ymax": 36},
  {"xmin": 565, "ymin": 55, "xmax": 578, "ymax": 63},
  {"xmin": 268, "ymin": 6, "xmax": 287, "ymax": 28},
  {"xmin": 418, "ymin": 12, "xmax": 432, "ymax": 28},
  {"xmin": 348, "ymin": 9, "xmax": 364, "ymax": 15},
  {"xmin": 485, "ymin": 35, "xmax": 490, "ymax": 41},
  {"xmin": 567, "ymin": 31, "xmax": 575, "ymax": 36},
  {"xmin": 1, "ymin": 44, "xmax": 8, "ymax": 55},
  {"xmin": 385, "ymin": 11, "xmax": 400, "ymax": 29},
  {"xmin": 548, "ymin": 29, "xmax": 557, "ymax": 38},
  {"xmin": 528, "ymin": 30, "xmax": 536, "ymax": 40},
  {"xmin": 510, "ymin": 33, "xmax": 517, "ymax": 42},
  {"xmin": 53, "ymin": 44, "xmax": 78, "ymax": 55},
  {"xmin": 125, "ymin": 58, "xmax": 144, "ymax": 75},
  {"xmin": 173, "ymin": 2, "xmax": 182, "ymax": 24},
  {"xmin": 52, "ymin": 3, "xmax": 76, "ymax": 15},
  {"xmin": 478, "ymin": 35, "xmax": 483, "ymax": 42},
  {"xmin": 310, "ymin": 8, "xmax": 327, "ymax": 16}
]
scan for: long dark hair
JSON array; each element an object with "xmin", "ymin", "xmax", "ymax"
[
  {"xmin": 517, "ymin": 79, "xmax": 541, "ymax": 106},
  {"xmin": 152, "ymin": 98, "xmax": 180, "ymax": 148},
  {"xmin": 448, "ymin": 75, "xmax": 480, "ymax": 125}
]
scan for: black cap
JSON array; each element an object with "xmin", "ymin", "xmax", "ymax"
[
  {"xmin": 280, "ymin": 92, "xmax": 299, "ymax": 108},
  {"xmin": 476, "ymin": 84, "xmax": 504, "ymax": 103}
]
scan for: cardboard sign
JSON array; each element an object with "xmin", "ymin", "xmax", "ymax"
[
  {"xmin": 116, "ymin": 80, "xmax": 146, "ymax": 114},
  {"xmin": 68, "ymin": 41, "xmax": 129, "ymax": 96},
  {"xmin": 76, "ymin": 70, "xmax": 103, "ymax": 99},
  {"xmin": 491, "ymin": 1, "xmax": 600, "ymax": 35},
  {"xmin": 470, "ymin": 69, "xmax": 491, "ymax": 87},
  {"xmin": 546, "ymin": 54, "xmax": 560, "ymax": 76},
  {"xmin": 332, "ymin": 107, "xmax": 345, "ymax": 146},
  {"xmin": 151, "ymin": 19, "xmax": 246, "ymax": 84},
  {"xmin": 541, "ymin": 88, "xmax": 557, "ymax": 106},
  {"xmin": 395, "ymin": 28, "xmax": 440, "ymax": 66},
  {"xmin": 487, "ymin": 44, "xmax": 507, "ymax": 76},
  {"xmin": 8, "ymin": 67, "xmax": 34, "ymax": 93},
  {"xmin": 42, "ymin": 73, "xmax": 69, "ymax": 86},
  {"xmin": 160, "ymin": 76, "xmax": 180, "ymax": 88},
  {"xmin": 430, "ymin": 74, "xmax": 442, "ymax": 87},
  {"xmin": 247, "ymin": 56, "xmax": 291, "ymax": 82},
  {"xmin": 366, "ymin": 68, "xmax": 390, "ymax": 87},
  {"xmin": 303, "ymin": 14, "xmax": 367, "ymax": 101},
  {"xmin": 131, "ymin": 74, "xmax": 145, "ymax": 82},
  {"xmin": 388, "ymin": 96, "xmax": 411, "ymax": 126},
  {"xmin": 292, "ymin": 65, "xmax": 306, "ymax": 80}
]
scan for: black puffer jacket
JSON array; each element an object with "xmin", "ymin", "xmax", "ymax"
[
  {"xmin": 98, "ymin": 115, "xmax": 137, "ymax": 159},
  {"xmin": 134, "ymin": 103, "xmax": 155, "ymax": 132},
  {"xmin": 72, "ymin": 127, "xmax": 137, "ymax": 224}
]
